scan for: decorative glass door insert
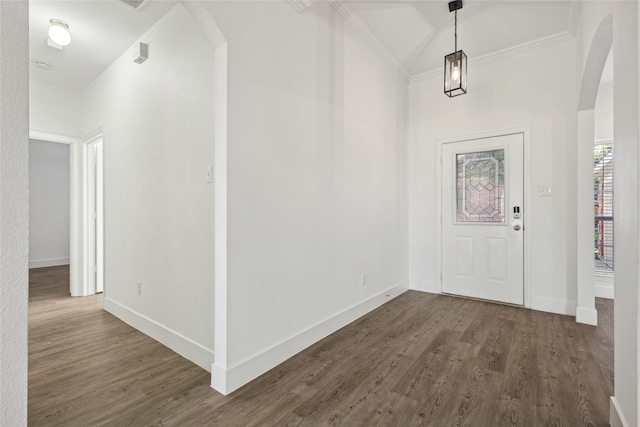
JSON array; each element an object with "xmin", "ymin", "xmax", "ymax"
[{"xmin": 456, "ymin": 149, "xmax": 505, "ymax": 222}]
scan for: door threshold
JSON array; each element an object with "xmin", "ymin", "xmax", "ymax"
[{"xmin": 441, "ymin": 292, "xmax": 524, "ymax": 308}]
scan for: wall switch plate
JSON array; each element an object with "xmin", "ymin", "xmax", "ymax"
[
  {"xmin": 205, "ymin": 165, "xmax": 213, "ymax": 183},
  {"xmin": 137, "ymin": 282, "xmax": 142, "ymax": 295},
  {"xmin": 537, "ymin": 186, "xmax": 552, "ymax": 197}
]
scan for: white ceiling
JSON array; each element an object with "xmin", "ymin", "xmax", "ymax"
[
  {"xmin": 29, "ymin": 0, "xmax": 611, "ymax": 91},
  {"xmin": 344, "ymin": 0, "xmax": 576, "ymax": 77},
  {"xmin": 29, "ymin": 0, "xmax": 177, "ymax": 91}
]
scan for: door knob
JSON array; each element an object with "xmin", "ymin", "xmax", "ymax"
[{"xmin": 513, "ymin": 224, "xmax": 521, "ymax": 231}]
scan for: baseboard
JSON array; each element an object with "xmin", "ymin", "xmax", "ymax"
[
  {"xmin": 610, "ymin": 396, "xmax": 630, "ymax": 427},
  {"xmin": 595, "ymin": 274, "xmax": 614, "ymax": 299},
  {"xmin": 409, "ymin": 278, "xmax": 439, "ymax": 294},
  {"xmin": 595, "ymin": 284, "xmax": 614, "ymax": 299},
  {"xmin": 29, "ymin": 257, "xmax": 70, "ymax": 269},
  {"xmin": 104, "ymin": 297, "xmax": 214, "ymax": 372},
  {"xmin": 531, "ymin": 296, "xmax": 576, "ymax": 316},
  {"xmin": 575, "ymin": 306, "xmax": 598, "ymax": 326},
  {"xmin": 211, "ymin": 280, "xmax": 410, "ymax": 395}
]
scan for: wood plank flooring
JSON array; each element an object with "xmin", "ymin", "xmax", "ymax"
[{"xmin": 29, "ymin": 266, "xmax": 613, "ymax": 426}]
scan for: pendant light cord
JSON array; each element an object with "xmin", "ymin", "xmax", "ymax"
[{"xmin": 454, "ymin": 10, "xmax": 458, "ymax": 52}]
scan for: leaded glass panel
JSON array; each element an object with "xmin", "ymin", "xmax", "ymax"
[{"xmin": 456, "ymin": 149, "xmax": 505, "ymax": 222}]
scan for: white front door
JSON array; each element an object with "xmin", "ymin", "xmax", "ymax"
[{"xmin": 441, "ymin": 133, "xmax": 524, "ymax": 305}]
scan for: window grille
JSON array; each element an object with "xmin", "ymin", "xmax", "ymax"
[{"xmin": 594, "ymin": 143, "xmax": 614, "ymax": 272}]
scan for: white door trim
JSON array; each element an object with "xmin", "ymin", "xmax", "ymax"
[
  {"xmin": 435, "ymin": 127, "xmax": 531, "ymax": 309},
  {"xmin": 29, "ymin": 130, "xmax": 83, "ymax": 296},
  {"xmin": 83, "ymin": 128, "xmax": 104, "ymax": 296}
]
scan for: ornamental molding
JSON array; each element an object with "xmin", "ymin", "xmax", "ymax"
[
  {"xmin": 287, "ymin": 0, "xmax": 312, "ymax": 13},
  {"xmin": 410, "ymin": 31, "xmax": 574, "ymax": 85}
]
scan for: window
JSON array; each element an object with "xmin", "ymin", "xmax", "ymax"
[
  {"xmin": 594, "ymin": 143, "xmax": 613, "ymax": 272},
  {"xmin": 456, "ymin": 149, "xmax": 505, "ymax": 223}
]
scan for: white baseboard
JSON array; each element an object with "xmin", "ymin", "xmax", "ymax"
[
  {"xmin": 29, "ymin": 257, "xmax": 70, "ymax": 269},
  {"xmin": 531, "ymin": 296, "xmax": 576, "ymax": 316},
  {"xmin": 211, "ymin": 280, "xmax": 410, "ymax": 395},
  {"xmin": 610, "ymin": 396, "xmax": 630, "ymax": 427},
  {"xmin": 409, "ymin": 278, "xmax": 439, "ymax": 294},
  {"xmin": 595, "ymin": 284, "xmax": 614, "ymax": 299},
  {"xmin": 576, "ymin": 306, "xmax": 598, "ymax": 326},
  {"xmin": 595, "ymin": 274, "xmax": 614, "ymax": 299},
  {"xmin": 104, "ymin": 297, "xmax": 214, "ymax": 372}
]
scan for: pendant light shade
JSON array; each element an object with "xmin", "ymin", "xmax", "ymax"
[
  {"xmin": 444, "ymin": 50, "xmax": 467, "ymax": 97},
  {"xmin": 444, "ymin": 1, "xmax": 467, "ymax": 97}
]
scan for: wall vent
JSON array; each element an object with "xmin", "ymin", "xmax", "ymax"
[{"xmin": 118, "ymin": 0, "xmax": 148, "ymax": 11}]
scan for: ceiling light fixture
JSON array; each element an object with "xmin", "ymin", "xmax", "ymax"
[
  {"xmin": 48, "ymin": 19, "xmax": 71, "ymax": 47},
  {"xmin": 444, "ymin": 0, "xmax": 467, "ymax": 97}
]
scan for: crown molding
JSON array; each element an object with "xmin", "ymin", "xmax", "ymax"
[
  {"xmin": 288, "ymin": 0, "xmax": 312, "ymax": 13},
  {"xmin": 410, "ymin": 31, "xmax": 574, "ymax": 85},
  {"xmin": 329, "ymin": 0, "xmax": 409, "ymax": 82},
  {"xmin": 567, "ymin": 1, "xmax": 582, "ymax": 38}
]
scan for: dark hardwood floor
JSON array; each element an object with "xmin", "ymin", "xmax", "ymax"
[{"xmin": 28, "ymin": 266, "xmax": 613, "ymax": 426}]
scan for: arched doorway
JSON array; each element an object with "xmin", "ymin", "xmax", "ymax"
[{"xmin": 576, "ymin": 14, "xmax": 612, "ymax": 326}]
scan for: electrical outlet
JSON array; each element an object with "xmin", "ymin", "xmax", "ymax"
[
  {"xmin": 361, "ymin": 274, "xmax": 366, "ymax": 286},
  {"xmin": 137, "ymin": 282, "xmax": 142, "ymax": 296}
]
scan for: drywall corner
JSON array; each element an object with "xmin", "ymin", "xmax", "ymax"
[
  {"xmin": 0, "ymin": 1, "xmax": 29, "ymax": 425},
  {"xmin": 215, "ymin": 282, "xmax": 409, "ymax": 395}
]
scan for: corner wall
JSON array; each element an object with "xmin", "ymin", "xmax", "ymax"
[
  {"xmin": 611, "ymin": 2, "xmax": 639, "ymax": 425},
  {"xmin": 203, "ymin": 1, "xmax": 409, "ymax": 393},
  {"xmin": 0, "ymin": 2, "xmax": 29, "ymax": 424}
]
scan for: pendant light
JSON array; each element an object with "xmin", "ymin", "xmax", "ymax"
[{"xmin": 444, "ymin": 0, "xmax": 467, "ymax": 97}]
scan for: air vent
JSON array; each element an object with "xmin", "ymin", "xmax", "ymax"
[
  {"xmin": 33, "ymin": 61, "xmax": 53, "ymax": 71},
  {"xmin": 118, "ymin": 0, "xmax": 148, "ymax": 11}
]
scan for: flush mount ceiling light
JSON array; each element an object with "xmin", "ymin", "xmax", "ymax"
[
  {"xmin": 444, "ymin": 0, "xmax": 467, "ymax": 97},
  {"xmin": 48, "ymin": 19, "xmax": 71, "ymax": 48}
]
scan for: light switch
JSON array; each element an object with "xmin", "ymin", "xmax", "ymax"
[
  {"xmin": 537, "ymin": 185, "xmax": 552, "ymax": 196},
  {"xmin": 205, "ymin": 165, "xmax": 213, "ymax": 183}
]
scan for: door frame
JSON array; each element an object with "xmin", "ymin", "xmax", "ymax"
[
  {"xmin": 29, "ymin": 129, "xmax": 105, "ymax": 297},
  {"xmin": 84, "ymin": 131, "xmax": 104, "ymax": 295},
  {"xmin": 435, "ymin": 126, "xmax": 532, "ymax": 308},
  {"xmin": 29, "ymin": 130, "xmax": 82, "ymax": 295}
]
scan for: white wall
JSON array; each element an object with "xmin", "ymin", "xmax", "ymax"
[
  {"xmin": 82, "ymin": 4, "xmax": 215, "ymax": 371},
  {"xmin": 29, "ymin": 139, "xmax": 70, "ymax": 268},
  {"xmin": 611, "ymin": 2, "xmax": 639, "ymax": 425},
  {"xmin": 0, "ymin": 2, "xmax": 29, "ymax": 425},
  {"xmin": 594, "ymin": 84, "xmax": 613, "ymax": 141},
  {"xmin": 202, "ymin": 1, "xmax": 408, "ymax": 392},
  {"xmin": 29, "ymin": 79, "xmax": 82, "ymax": 138},
  {"xmin": 409, "ymin": 40, "xmax": 577, "ymax": 314}
]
